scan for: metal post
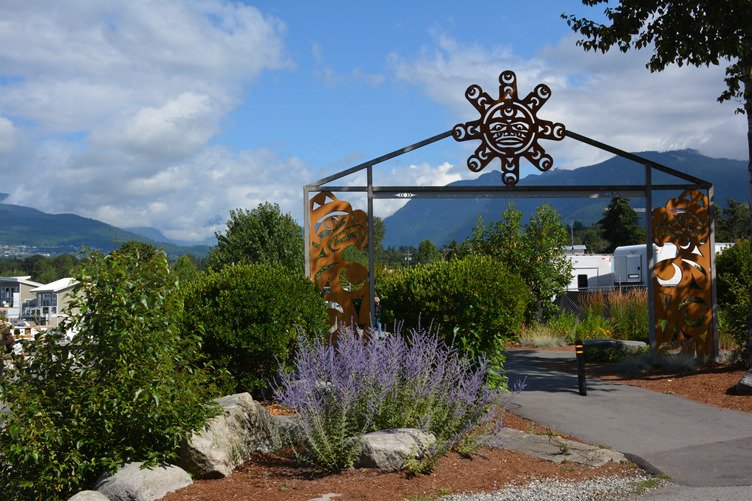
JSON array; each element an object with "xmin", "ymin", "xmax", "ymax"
[
  {"xmin": 575, "ymin": 339, "xmax": 587, "ymax": 396},
  {"xmin": 709, "ymin": 185, "xmax": 720, "ymax": 359},
  {"xmin": 646, "ymin": 166, "xmax": 657, "ymax": 354},
  {"xmin": 367, "ymin": 166, "xmax": 375, "ymax": 330},
  {"xmin": 304, "ymin": 186, "xmax": 311, "ymax": 279}
]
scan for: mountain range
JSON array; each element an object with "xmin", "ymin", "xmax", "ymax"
[
  {"xmin": 382, "ymin": 150, "xmax": 750, "ymax": 248},
  {"xmin": 0, "ymin": 193, "xmax": 211, "ymax": 258}
]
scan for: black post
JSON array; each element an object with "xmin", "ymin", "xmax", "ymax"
[{"xmin": 575, "ymin": 339, "xmax": 587, "ymax": 396}]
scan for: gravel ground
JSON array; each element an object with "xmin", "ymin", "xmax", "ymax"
[{"xmin": 442, "ymin": 474, "xmax": 661, "ymax": 501}]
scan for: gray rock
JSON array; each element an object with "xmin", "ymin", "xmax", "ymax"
[
  {"xmin": 735, "ymin": 369, "xmax": 752, "ymax": 395},
  {"xmin": 481, "ymin": 427, "xmax": 626, "ymax": 467},
  {"xmin": 583, "ymin": 339, "xmax": 646, "ymax": 350},
  {"xmin": 68, "ymin": 491, "xmax": 110, "ymax": 501},
  {"xmin": 271, "ymin": 413, "xmax": 304, "ymax": 446},
  {"xmin": 178, "ymin": 392, "xmax": 278, "ymax": 479},
  {"xmin": 95, "ymin": 462, "xmax": 191, "ymax": 501},
  {"xmin": 353, "ymin": 428, "xmax": 436, "ymax": 470}
]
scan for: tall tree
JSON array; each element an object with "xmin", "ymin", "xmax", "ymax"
[
  {"xmin": 416, "ymin": 239, "xmax": 440, "ymax": 265},
  {"xmin": 717, "ymin": 198, "xmax": 751, "ymax": 242},
  {"xmin": 599, "ymin": 197, "xmax": 645, "ymax": 252},
  {"xmin": 472, "ymin": 203, "xmax": 571, "ymax": 322},
  {"xmin": 565, "ymin": 1, "xmax": 752, "ymax": 365},
  {"xmin": 206, "ymin": 203, "xmax": 304, "ymax": 272}
]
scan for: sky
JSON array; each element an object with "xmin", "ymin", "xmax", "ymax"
[{"xmin": 0, "ymin": 0, "xmax": 747, "ymax": 244}]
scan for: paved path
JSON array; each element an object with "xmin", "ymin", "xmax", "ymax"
[{"xmin": 505, "ymin": 349, "xmax": 752, "ymax": 497}]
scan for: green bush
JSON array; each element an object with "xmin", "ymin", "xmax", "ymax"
[
  {"xmin": 716, "ymin": 240, "xmax": 752, "ymax": 347},
  {"xmin": 0, "ymin": 249, "xmax": 219, "ymax": 501},
  {"xmin": 183, "ymin": 263, "xmax": 329, "ymax": 395},
  {"xmin": 377, "ymin": 255, "xmax": 530, "ymax": 368}
]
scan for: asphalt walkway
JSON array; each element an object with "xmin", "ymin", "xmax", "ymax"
[{"xmin": 505, "ymin": 349, "xmax": 752, "ymax": 499}]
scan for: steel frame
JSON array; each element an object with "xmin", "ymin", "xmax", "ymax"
[{"xmin": 304, "ymin": 129, "xmax": 718, "ymax": 357}]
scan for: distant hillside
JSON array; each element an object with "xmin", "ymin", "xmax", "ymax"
[
  {"xmin": 126, "ymin": 226, "xmax": 215, "ymax": 247},
  {"xmin": 0, "ymin": 203, "xmax": 210, "ymax": 258},
  {"xmin": 383, "ymin": 150, "xmax": 749, "ymax": 247}
]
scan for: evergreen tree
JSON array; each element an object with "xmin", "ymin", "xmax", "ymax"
[{"xmin": 599, "ymin": 197, "xmax": 644, "ymax": 252}]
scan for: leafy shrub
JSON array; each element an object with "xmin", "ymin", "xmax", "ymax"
[
  {"xmin": 716, "ymin": 240, "xmax": 752, "ymax": 347},
  {"xmin": 0, "ymin": 249, "xmax": 219, "ymax": 501},
  {"xmin": 575, "ymin": 306, "xmax": 613, "ymax": 340},
  {"xmin": 183, "ymin": 263, "xmax": 329, "ymax": 394},
  {"xmin": 274, "ymin": 327, "xmax": 505, "ymax": 471},
  {"xmin": 376, "ymin": 255, "xmax": 530, "ymax": 371}
]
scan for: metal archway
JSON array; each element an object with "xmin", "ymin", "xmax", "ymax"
[{"xmin": 304, "ymin": 70, "xmax": 717, "ymax": 357}]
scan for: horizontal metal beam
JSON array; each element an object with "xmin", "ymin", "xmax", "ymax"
[{"xmin": 313, "ymin": 183, "xmax": 699, "ymax": 199}]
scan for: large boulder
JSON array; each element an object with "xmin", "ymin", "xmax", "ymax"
[
  {"xmin": 178, "ymin": 392, "xmax": 278, "ymax": 478},
  {"xmin": 353, "ymin": 428, "xmax": 436, "ymax": 470},
  {"xmin": 68, "ymin": 491, "xmax": 110, "ymax": 501},
  {"xmin": 94, "ymin": 462, "xmax": 191, "ymax": 501},
  {"xmin": 736, "ymin": 369, "xmax": 752, "ymax": 395}
]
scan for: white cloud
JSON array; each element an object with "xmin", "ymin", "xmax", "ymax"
[
  {"xmin": 0, "ymin": 1, "xmax": 293, "ymax": 242},
  {"xmin": 0, "ymin": 117, "xmax": 16, "ymax": 154},
  {"xmin": 389, "ymin": 34, "xmax": 747, "ymax": 172}
]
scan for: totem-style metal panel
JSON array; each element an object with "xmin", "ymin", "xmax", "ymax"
[
  {"xmin": 453, "ymin": 70, "xmax": 566, "ymax": 186},
  {"xmin": 309, "ymin": 191, "xmax": 370, "ymax": 328},
  {"xmin": 652, "ymin": 189, "xmax": 713, "ymax": 357}
]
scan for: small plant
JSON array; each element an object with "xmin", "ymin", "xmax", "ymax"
[
  {"xmin": 274, "ymin": 326, "xmax": 506, "ymax": 472},
  {"xmin": 517, "ymin": 323, "xmax": 568, "ymax": 347}
]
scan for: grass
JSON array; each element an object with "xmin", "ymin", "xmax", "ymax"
[
  {"xmin": 633, "ymin": 474, "xmax": 671, "ymax": 495},
  {"xmin": 517, "ymin": 324, "xmax": 569, "ymax": 347}
]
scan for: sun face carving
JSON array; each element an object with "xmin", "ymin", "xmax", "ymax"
[{"xmin": 453, "ymin": 70, "xmax": 566, "ymax": 186}]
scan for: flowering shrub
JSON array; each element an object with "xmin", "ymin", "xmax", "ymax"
[{"xmin": 274, "ymin": 326, "xmax": 505, "ymax": 471}]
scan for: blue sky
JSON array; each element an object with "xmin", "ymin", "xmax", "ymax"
[{"xmin": 0, "ymin": 1, "xmax": 746, "ymax": 243}]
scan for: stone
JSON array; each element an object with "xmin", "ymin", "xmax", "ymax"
[
  {"xmin": 94, "ymin": 462, "xmax": 191, "ymax": 501},
  {"xmin": 353, "ymin": 428, "xmax": 436, "ymax": 470},
  {"xmin": 178, "ymin": 392, "xmax": 279, "ymax": 478},
  {"xmin": 271, "ymin": 413, "xmax": 304, "ymax": 445},
  {"xmin": 68, "ymin": 491, "xmax": 110, "ymax": 501},
  {"xmin": 735, "ymin": 369, "xmax": 752, "ymax": 395},
  {"xmin": 481, "ymin": 427, "xmax": 626, "ymax": 467}
]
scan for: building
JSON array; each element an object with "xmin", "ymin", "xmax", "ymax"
[
  {"xmin": 0, "ymin": 275, "xmax": 44, "ymax": 319},
  {"xmin": 23, "ymin": 277, "xmax": 79, "ymax": 328}
]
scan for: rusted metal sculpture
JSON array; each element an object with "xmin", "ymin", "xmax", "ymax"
[
  {"xmin": 309, "ymin": 191, "xmax": 370, "ymax": 329},
  {"xmin": 453, "ymin": 70, "xmax": 566, "ymax": 186},
  {"xmin": 652, "ymin": 189, "xmax": 713, "ymax": 357}
]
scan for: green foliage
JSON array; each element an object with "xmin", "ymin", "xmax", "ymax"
[
  {"xmin": 717, "ymin": 198, "xmax": 751, "ymax": 242},
  {"xmin": 206, "ymin": 202, "xmax": 305, "ymax": 272},
  {"xmin": 716, "ymin": 240, "xmax": 752, "ymax": 347},
  {"xmin": 171, "ymin": 254, "xmax": 201, "ymax": 284},
  {"xmin": 112, "ymin": 240, "xmax": 160, "ymax": 262},
  {"xmin": 416, "ymin": 240, "xmax": 440, "ymax": 264},
  {"xmin": 182, "ymin": 263, "xmax": 329, "ymax": 394},
  {"xmin": 598, "ymin": 197, "xmax": 645, "ymax": 252},
  {"xmin": 0, "ymin": 253, "xmax": 82, "ymax": 283},
  {"xmin": 608, "ymin": 288, "xmax": 649, "ymax": 342},
  {"xmin": 0, "ymin": 249, "xmax": 219, "ymax": 500},
  {"xmin": 471, "ymin": 203, "xmax": 571, "ymax": 322},
  {"xmin": 377, "ymin": 254, "xmax": 530, "ymax": 370}
]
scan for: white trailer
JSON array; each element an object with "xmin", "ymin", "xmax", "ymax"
[
  {"xmin": 565, "ymin": 254, "xmax": 614, "ymax": 291},
  {"xmin": 612, "ymin": 242, "xmax": 732, "ymax": 286}
]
